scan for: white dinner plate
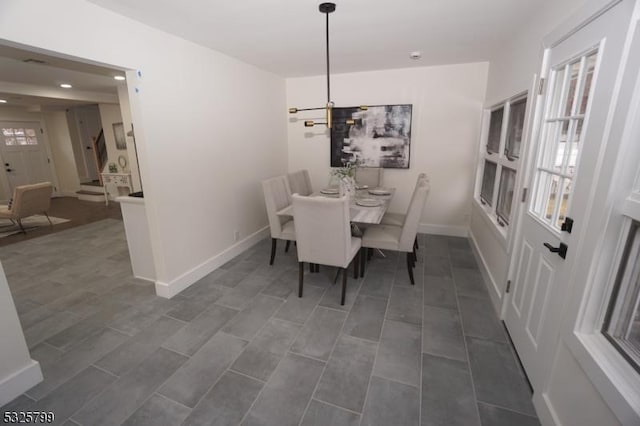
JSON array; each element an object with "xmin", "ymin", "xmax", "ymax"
[
  {"xmin": 356, "ymin": 198, "xmax": 383, "ymax": 207},
  {"xmin": 320, "ymin": 188, "xmax": 340, "ymax": 195},
  {"xmin": 368, "ymin": 188, "xmax": 391, "ymax": 196}
]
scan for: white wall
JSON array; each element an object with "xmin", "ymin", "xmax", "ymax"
[
  {"xmin": 470, "ymin": 0, "xmax": 588, "ymax": 311},
  {"xmin": 97, "ymin": 103, "xmax": 125, "ymax": 172},
  {"xmin": 287, "ymin": 63, "xmax": 489, "ymax": 236},
  {"xmin": 0, "ymin": 261, "xmax": 42, "ymax": 406},
  {"xmin": 0, "ymin": 0, "xmax": 288, "ymax": 297},
  {"xmin": 43, "ymin": 110, "xmax": 81, "ymax": 195},
  {"xmin": 484, "ymin": 0, "xmax": 587, "ymax": 105},
  {"xmin": 117, "ymin": 85, "xmax": 140, "ymax": 192}
]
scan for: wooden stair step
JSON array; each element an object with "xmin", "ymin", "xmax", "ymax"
[{"xmin": 76, "ymin": 190, "xmax": 103, "ymax": 196}]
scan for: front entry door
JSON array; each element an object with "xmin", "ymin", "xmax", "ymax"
[
  {"xmin": 505, "ymin": 0, "xmax": 634, "ymax": 391},
  {"xmin": 0, "ymin": 121, "xmax": 54, "ymax": 194}
]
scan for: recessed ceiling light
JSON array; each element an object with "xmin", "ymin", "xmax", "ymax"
[
  {"xmin": 60, "ymin": 83, "xmax": 72, "ymax": 89},
  {"xmin": 114, "ymin": 75, "xmax": 126, "ymax": 81},
  {"xmin": 409, "ymin": 51, "xmax": 422, "ymax": 60},
  {"xmin": 0, "ymin": 99, "xmax": 6, "ymax": 104}
]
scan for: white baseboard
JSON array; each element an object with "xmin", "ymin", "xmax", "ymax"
[
  {"xmin": 418, "ymin": 223, "xmax": 468, "ymax": 237},
  {"xmin": 155, "ymin": 226, "xmax": 270, "ymax": 298},
  {"xmin": 0, "ymin": 360, "xmax": 42, "ymax": 407},
  {"xmin": 469, "ymin": 228, "xmax": 504, "ymax": 314},
  {"xmin": 533, "ymin": 391, "xmax": 561, "ymax": 426}
]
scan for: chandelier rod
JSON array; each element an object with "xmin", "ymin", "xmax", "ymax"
[{"xmin": 325, "ymin": 9, "xmax": 330, "ymax": 104}]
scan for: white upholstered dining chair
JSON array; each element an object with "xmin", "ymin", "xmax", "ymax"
[
  {"xmin": 361, "ymin": 176, "xmax": 430, "ymax": 285},
  {"xmin": 262, "ymin": 175, "xmax": 296, "ymax": 265},
  {"xmin": 355, "ymin": 167, "xmax": 383, "ymax": 188},
  {"xmin": 292, "ymin": 194, "xmax": 361, "ymax": 305},
  {"xmin": 287, "ymin": 169, "xmax": 313, "ymax": 196},
  {"xmin": 380, "ymin": 173, "xmax": 428, "ymax": 250}
]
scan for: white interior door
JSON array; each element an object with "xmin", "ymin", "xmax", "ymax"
[
  {"xmin": 505, "ymin": 0, "xmax": 633, "ymax": 392},
  {"xmin": 0, "ymin": 121, "xmax": 54, "ymax": 194}
]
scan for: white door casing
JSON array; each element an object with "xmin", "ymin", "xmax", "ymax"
[
  {"xmin": 504, "ymin": 0, "xmax": 634, "ymax": 394},
  {"xmin": 0, "ymin": 121, "xmax": 55, "ymax": 196},
  {"xmin": 77, "ymin": 106, "xmax": 101, "ymax": 181}
]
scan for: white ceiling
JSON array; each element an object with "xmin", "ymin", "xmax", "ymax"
[
  {"xmin": 0, "ymin": 45, "xmax": 123, "ymax": 94},
  {"xmin": 86, "ymin": 0, "xmax": 545, "ymax": 77},
  {"xmin": 0, "ymin": 44, "xmax": 124, "ymax": 109}
]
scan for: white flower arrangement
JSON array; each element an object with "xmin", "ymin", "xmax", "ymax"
[{"xmin": 330, "ymin": 160, "xmax": 359, "ymax": 179}]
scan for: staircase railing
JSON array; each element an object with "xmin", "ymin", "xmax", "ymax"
[{"xmin": 92, "ymin": 128, "xmax": 107, "ymax": 184}]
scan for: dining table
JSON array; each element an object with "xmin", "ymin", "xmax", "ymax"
[{"xmin": 276, "ymin": 187, "xmax": 396, "ymax": 224}]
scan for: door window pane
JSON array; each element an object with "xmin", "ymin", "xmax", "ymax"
[
  {"xmin": 2, "ymin": 128, "xmax": 14, "ymax": 137},
  {"xmin": 481, "ymin": 161, "xmax": 497, "ymax": 206},
  {"xmin": 549, "ymin": 66, "xmax": 567, "ymax": 118},
  {"xmin": 556, "ymin": 178, "xmax": 572, "ymax": 228},
  {"xmin": 25, "ymin": 128, "xmax": 36, "ymax": 137},
  {"xmin": 563, "ymin": 60, "xmax": 581, "ymax": 117},
  {"xmin": 487, "ymin": 108, "xmax": 503, "ymax": 154},
  {"xmin": 13, "ymin": 128, "xmax": 25, "ymax": 136},
  {"xmin": 5, "ymin": 137, "xmax": 16, "ymax": 146},
  {"xmin": 497, "ymin": 167, "xmax": 516, "ymax": 224},
  {"xmin": 603, "ymin": 221, "xmax": 640, "ymax": 370},
  {"xmin": 543, "ymin": 173, "xmax": 561, "ymax": 223},
  {"xmin": 506, "ymin": 98, "xmax": 527, "ymax": 159},
  {"xmin": 580, "ymin": 53, "xmax": 598, "ymax": 115},
  {"xmin": 568, "ymin": 119, "xmax": 583, "ymax": 176}
]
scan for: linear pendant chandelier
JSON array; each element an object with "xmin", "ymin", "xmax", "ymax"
[{"xmin": 288, "ymin": 2, "xmax": 367, "ymax": 129}]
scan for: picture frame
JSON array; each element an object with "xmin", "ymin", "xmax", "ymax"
[
  {"xmin": 113, "ymin": 122, "xmax": 127, "ymax": 150},
  {"xmin": 330, "ymin": 104, "xmax": 412, "ymax": 168}
]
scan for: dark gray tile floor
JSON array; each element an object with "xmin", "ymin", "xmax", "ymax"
[{"xmin": 0, "ymin": 219, "xmax": 540, "ymax": 425}]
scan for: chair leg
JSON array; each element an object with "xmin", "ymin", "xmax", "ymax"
[
  {"xmin": 413, "ymin": 246, "xmax": 417, "ymax": 263},
  {"xmin": 314, "ymin": 264, "xmax": 319, "ymax": 273},
  {"xmin": 298, "ymin": 262, "xmax": 304, "ymax": 297},
  {"xmin": 309, "ymin": 263, "xmax": 314, "ymax": 273},
  {"xmin": 406, "ymin": 253, "xmax": 415, "ymax": 285},
  {"xmin": 353, "ymin": 253, "xmax": 359, "ymax": 279},
  {"xmin": 269, "ymin": 238, "xmax": 277, "ymax": 265},
  {"xmin": 341, "ymin": 267, "xmax": 347, "ymax": 305},
  {"xmin": 44, "ymin": 212, "xmax": 53, "ymax": 226},
  {"xmin": 17, "ymin": 219, "xmax": 25, "ymax": 234},
  {"xmin": 367, "ymin": 248, "xmax": 373, "ymax": 261},
  {"xmin": 285, "ymin": 240, "xmax": 291, "ymax": 253},
  {"xmin": 414, "ymin": 236, "xmax": 419, "ymax": 251},
  {"xmin": 360, "ymin": 248, "xmax": 366, "ymax": 278}
]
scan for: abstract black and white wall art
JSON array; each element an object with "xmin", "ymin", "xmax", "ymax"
[{"xmin": 330, "ymin": 104, "xmax": 412, "ymax": 168}]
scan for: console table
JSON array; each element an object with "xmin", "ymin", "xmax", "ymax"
[{"xmin": 100, "ymin": 172, "xmax": 133, "ymax": 206}]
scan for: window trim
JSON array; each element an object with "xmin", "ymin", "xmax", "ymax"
[{"xmin": 475, "ymin": 92, "xmax": 529, "ymax": 239}]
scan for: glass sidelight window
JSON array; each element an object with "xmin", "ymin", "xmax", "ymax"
[
  {"xmin": 603, "ymin": 221, "xmax": 640, "ymax": 371},
  {"xmin": 2, "ymin": 127, "xmax": 38, "ymax": 146}
]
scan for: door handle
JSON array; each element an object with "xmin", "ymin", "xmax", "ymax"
[
  {"xmin": 4, "ymin": 163, "xmax": 8, "ymax": 166},
  {"xmin": 5, "ymin": 168, "xmax": 13, "ymax": 172},
  {"xmin": 543, "ymin": 242, "xmax": 568, "ymax": 259}
]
